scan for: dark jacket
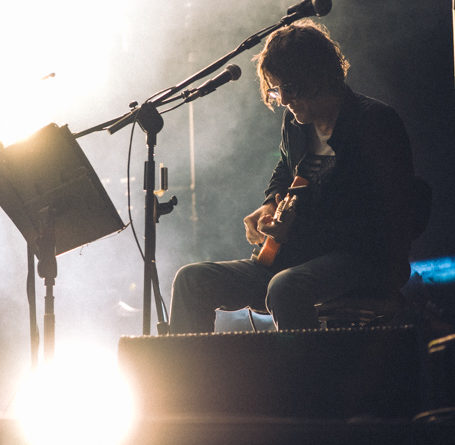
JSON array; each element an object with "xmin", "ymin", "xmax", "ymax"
[{"xmin": 264, "ymin": 86, "xmax": 415, "ymax": 287}]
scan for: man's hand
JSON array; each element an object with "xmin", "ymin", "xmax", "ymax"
[
  {"xmin": 243, "ymin": 201, "xmax": 277, "ymax": 245},
  {"xmin": 243, "ymin": 197, "xmax": 282, "ymax": 245},
  {"xmin": 257, "ymin": 212, "xmax": 291, "ymax": 244}
]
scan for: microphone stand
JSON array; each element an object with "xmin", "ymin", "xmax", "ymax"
[
  {"xmin": 73, "ymin": 6, "xmax": 323, "ymax": 336},
  {"xmin": 132, "ymin": 103, "xmax": 171, "ymax": 336}
]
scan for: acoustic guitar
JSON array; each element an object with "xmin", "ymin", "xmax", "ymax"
[{"xmin": 251, "ymin": 176, "xmax": 309, "ymax": 267}]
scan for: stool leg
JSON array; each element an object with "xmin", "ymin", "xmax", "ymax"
[{"xmin": 320, "ymin": 318, "xmax": 328, "ymax": 330}]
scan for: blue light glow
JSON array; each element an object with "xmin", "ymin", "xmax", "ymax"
[{"xmin": 410, "ymin": 257, "xmax": 455, "ymax": 284}]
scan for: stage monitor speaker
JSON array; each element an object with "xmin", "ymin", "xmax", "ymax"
[
  {"xmin": 427, "ymin": 333, "xmax": 455, "ymax": 409},
  {"xmin": 118, "ymin": 326, "xmax": 422, "ymax": 420}
]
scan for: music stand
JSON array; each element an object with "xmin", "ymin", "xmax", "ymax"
[{"xmin": 0, "ymin": 123, "xmax": 124, "ymax": 361}]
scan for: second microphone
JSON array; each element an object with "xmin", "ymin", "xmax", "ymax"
[{"xmin": 185, "ymin": 64, "xmax": 242, "ymax": 103}]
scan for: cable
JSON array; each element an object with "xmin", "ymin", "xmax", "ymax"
[
  {"xmin": 248, "ymin": 308, "xmax": 258, "ymax": 333},
  {"xmin": 126, "ymin": 118, "xmax": 145, "ymax": 261},
  {"xmin": 159, "ymin": 100, "xmax": 187, "ymax": 115},
  {"xmin": 145, "ymin": 86, "xmax": 176, "ymax": 103}
]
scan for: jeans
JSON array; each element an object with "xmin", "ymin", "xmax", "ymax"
[{"xmin": 169, "ymin": 251, "xmax": 382, "ymax": 334}]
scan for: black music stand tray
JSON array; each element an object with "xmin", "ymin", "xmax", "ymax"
[{"xmin": 0, "ymin": 123, "xmax": 124, "ymax": 361}]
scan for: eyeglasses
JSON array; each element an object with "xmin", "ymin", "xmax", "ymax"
[{"xmin": 266, "ymin": 83, "xmax": 301, "ymax": 101}]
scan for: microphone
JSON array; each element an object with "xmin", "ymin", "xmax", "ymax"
[
  {"xmin": 287, "ymin": 0, "xmax": 332, "ymax": 17},
  {"xmin": 185, "ymin": 64, "xmax": 242, "ymax": 103}
]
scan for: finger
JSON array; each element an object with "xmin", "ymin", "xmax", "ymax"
[
  {"xmin": 251, "ymin": 233, "xmax": 265, "ymax": 244},
  {"xmin": 258, "ymin": 214, "xmax": 273, "ymax": 227},
  {"xmin": 258, "ymin": 224, "xmax": 274, "ymax": 237},
  {"xmin": 243, "ymin": 216, "xmax": 256, "ymax": 235},
  {"xmin": 247, "ymin": 230, "xmax": 265, "ymax": 245},
  {"xmin": 244, "ymin": 219, "xmax": 263, "ymax": 244},
  {"xmin": 257, "ymin": 216, "xmax": 275, "ymax": 236},
  {"xmin": 246, "ymin": 224, "xmax": 265, "ymax": 244},
  {"xmin": 275, "ymin": 193, "xmax": 282, "ymax": 204}
]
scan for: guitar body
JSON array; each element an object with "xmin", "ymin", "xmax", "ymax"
[
  {"xmin": 251, "ymin": 176, "xmax": 309, "ymax": 267},
  {"xmin": 252, "ymin": 236, "xmax": 281, "ymax": 267}
]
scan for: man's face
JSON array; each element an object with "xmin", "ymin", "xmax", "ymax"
[
  {"xmin": 267, "ymin": 75, "xmax": 316, "ymax": 124},
  {"xmin": 281, "ymin": 93, "xmax": 314, "ymax": 125}
]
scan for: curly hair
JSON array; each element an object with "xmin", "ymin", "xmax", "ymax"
[{"xmin": 253, "ymin": 20, "xmax": 350, "ymax": 110}]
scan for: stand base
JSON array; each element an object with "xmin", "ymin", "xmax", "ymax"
[{"xmin": 156, "ymin": 322, "xmax": 170, "ymax": 336}]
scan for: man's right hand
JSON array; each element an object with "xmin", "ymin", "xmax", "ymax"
[{"xmin": 243, "ymin": 201, "xmax": 277, "ymax": 245}]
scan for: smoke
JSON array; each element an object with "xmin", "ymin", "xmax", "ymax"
[
  {"xmin": 1, "ymin": 0, "xmax": 454, "ymax": 414},
  {"xmin": 0, "ymin": 0, "xmax": 288, "ymax": 412}
]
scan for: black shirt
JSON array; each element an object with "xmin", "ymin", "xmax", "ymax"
[{"xmin": 263, "ymin": 86, "xmax": 415, "ymax": 287}]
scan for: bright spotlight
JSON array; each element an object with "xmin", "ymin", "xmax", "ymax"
[
  {"xmin": 13, "ymin": 345, "xmax": 136, "ymax": 445},
  {"xmin": 0, "ymin": 0, "xmax": 126, "ymax": 146}
]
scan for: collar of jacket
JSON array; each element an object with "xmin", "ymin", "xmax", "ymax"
[{"xmin": 289, "ymin": 84, "xmax": 360, "ymax": 155}]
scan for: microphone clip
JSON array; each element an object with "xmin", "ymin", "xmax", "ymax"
[{"xmin": 281, "ymin": 0, "xmax": 332, "ymax": 25}]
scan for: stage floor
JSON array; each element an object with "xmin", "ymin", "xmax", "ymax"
[{"xmin": 2, "ymin": 414, "xmax": 451, "ymax": 445}]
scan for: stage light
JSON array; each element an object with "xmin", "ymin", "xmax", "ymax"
[
  {"xmin": 13, "ymin": 344, "xmax": 136, "ymax": 445},
  {"xmin": 0, "ymin": 0, "xmax": 125, "ymax": 146}
]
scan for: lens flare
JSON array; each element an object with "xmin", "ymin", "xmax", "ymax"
[{"xmin": 13, "ymin": 344, "xmax": 136, "ymax": 445}]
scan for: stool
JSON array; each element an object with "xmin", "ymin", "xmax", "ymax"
[
  {"xmin": 316, "ymin": 289, "xmax": 407, "ymax": 329},
  {"xmin": 242, "ymin": 289, "xmax": 406, "ymax": 332}
]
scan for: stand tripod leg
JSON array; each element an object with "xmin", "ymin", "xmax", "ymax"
[
  {"xmin": 37, "ymin": 207, "xmax": 58, "ymax": 361},
  {"xmin": 27, "ymin": 244, "xmax": 39, "ymax": 368},
  {"xmin": 44, "ymin": 278, "xmax": 55, "ymax": 361}
]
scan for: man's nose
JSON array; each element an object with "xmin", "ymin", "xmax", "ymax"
[{"xmin": 280, "ymin": 90, "xmax": 292, "ymax": 106}]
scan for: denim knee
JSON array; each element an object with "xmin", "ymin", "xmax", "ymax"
[
  {"xmin": 174, "ymin": 262, "xmax": 201, "ymax": 286},
  {"xmin": 265, "ymin": 268, "xmax": 315, "ymax": 313},
  {"xmin": 172, "ymin": 263, "xmax": 208, "ymax": 301},
  {"xmin": 170, "ymin": 262, "xmax": 218, "ymax": 334}
]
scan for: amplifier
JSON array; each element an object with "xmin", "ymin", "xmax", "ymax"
[
  {"xmin": 118, "ymin": 326, "xmax": 421, "ymax": 420},
  {"xmin": 427, "ymin": 333, "xmax": 455, "ymax": 409}
]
